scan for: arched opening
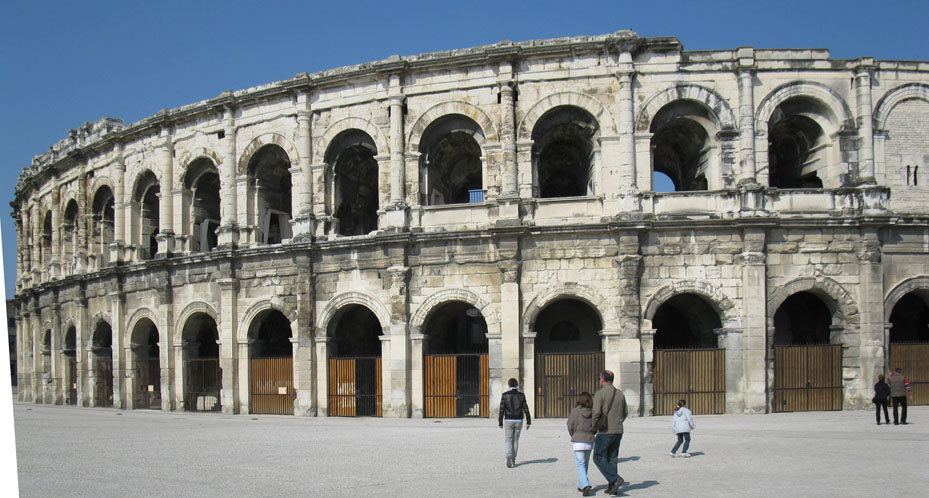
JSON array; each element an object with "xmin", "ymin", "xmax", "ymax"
[
  {"xmin": 91, "ymin": 186, "xmax": 114, "ymax": 266},
  {"xmin": 41, "ymin": 211, "xmax": 52, "ymax": 267},
  {"xmin": 133, "ymin": 171, "xmax": 160, "ymax": 260},
  {"xmin": 326, "ymin": 130, "xmax": 379, "ymax": 236},
  {"xmin": 650, "ymin": 101, "xmax": 715, "ymax": 191},
  {"xmin": 41, "ymin": 329, "xmax": 51, "ymax": 401},
  {"xmin": 768, "ymin": 98, "xmax": 831, "ymax": 189},
  {"xmin": 184, "ymin": 158, "xmax": 221, "ymax": 253},
  {"xmin": 533, "ymin": 298, "xmax": 604, "ymax": 418},
  {"xmin": 772, "ymin": 291, "xmax": 842, "ymax": 412},
  {"xmin": 888, "ymin": 291, "xmax": 929, "ymax": 405},
  {"xmin": 327, "ymin": 305, "xmax": 383, "ymax": 416},
  {"xmin": 62, "ymin": 200, "xmax": 79, "ymax": 275},
  {"xmin": 91, "ymin": 321, "xmax": 113, "ymax": 407},
  {"xmin": 419, "ymin": 115, "xmax": 484, "ymax": 205},
  {"xmin": 247, "ymin": 145, "xmax": 292, "ymax": 244},
  {"xmin": 181, "ymin": 312, "xmax": 221, "ymax": 412},
  {"xmin": 130, "ymin": 318, "xmax": 160, "ymax": 410},
  {"xmin": 63, "ymin": 326, "xmax": 77, "ymax": 405},
  {"xmin": 248, "ymin": 309, "xmax": 294, "ymax": 414},
  {"xmin": 532, "ymin": 106, "xmax": 599, "ymax": 198},
  {"xmin": 423, "ymin": 301, "xmax": 488, "ymax": 417},
  {"xmin": 654, "ymin": 294, "xmax": 721, "ymax": 349}
]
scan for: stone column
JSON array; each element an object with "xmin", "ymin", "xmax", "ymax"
[
  {"xmin": 158, "ymin": 282, "xmax": 175, "ymax": 411},
  {"xmin": 486, "ymin": 333, "xmax": 503, "ymax": 419},
  {"xmin": 156, "ymin": 128, "xmax": 175, "ymax": 256},
  {"xmin": 49, "ymin": 187, "xmax": 60, "ymax": 278},
  {"xmin": 173, "ymin": 343, "xmax": 188, "ymax": 410},
  {"xmin": 76, "ymin": 294, "xmax": 88, "ymax": 406},
  {"xmin": 520, "ymin": 331, "xmax": 536, "ymax": 414},
  {"xmin": 498, "ymin": 260, "xmax": 521, "ymax": 390},
  {"xmin": 737, "ymin": 48, "xmax": 758, "ymax": 186},
  {"xmin": 639, "ymin": 327, "xmax": 655, "ymax": 416},
  {"xmin": 111, "ymin": 143, "xmax": 126, "ymax": 263},
  {"xmin": 237, "ymin": 339, "xmax": 250, "ymax": 414},
  {"xmin": 499, "ymin": 81, "xmax": 518, "ymax": 197},
  {"xmin": 617, "ymin": 65, "xmax": 638, "ymax": 195},
  {"xmin": 292, "ymin": 100, "xmax": 314, "ymax": 241},
  {"xmin": 385, "ymin": 80, "xmax": 407, "ymax": 230},
  {"xmin": 714, "ymin": 327, "xmax": 744, "ymax": 414},
  {"xmin": 855, "ymin": 60, "xmax": 876, "ymax": 184},
  {"xmin": 217, "ymin": 106, "xmax": 239, "ymax": 248},
  {"xmin": 217, "ymin": 277, "xmax": 239, "ymax": 414},
  {"xmin": 314, "ymin": 337, "xmax": 329, "ymax": 416},
  {"xmin": 738, "ymin": 228, "xmax": 767, "ymax": 413},
  {"xmin": 386, "ymin": 266, "xmax": 410, "ymax": 417},
  {"xmin": 856, "ymin": 228, "xmax": 884, "ymax": 407},
  {"xmin": 291, "ymin": 337, "xmax": 314, "ymax": 416},
  {"xmin": 378, "ymin": 335, "xmax": 392, "ymax": 416},
  {"xmin": 601, "ymin": 330, "xmax": 623, "ymax": 385},
  {"xmin": 410, "ymin": 333, "xmax": 426, "ymax": 418},
  {"xmin": 634, "ymin": 133, "xmax": 654, "ymax": 191},
  {"xmin": 51, "ymin": 304, "xmax": 62, "ymax": 404},
  {"xmin": 111, "ymin": 289, "xmax": 126, "ymax": 409}
]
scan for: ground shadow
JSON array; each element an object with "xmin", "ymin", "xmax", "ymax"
[
  {"xmin": 618, "ymin": 456, "xmax": 640, "ymax": 463},
  {"xmin": 615, "ymin": 480, "xmax": 660, "ymax": 495},
  {"xmin": 686, "ymin": 451, "xmax": 705, "ymax": 457},
  {"xmin": 515, "ymin": 457, "xmax": 558, "ymax": 466}
]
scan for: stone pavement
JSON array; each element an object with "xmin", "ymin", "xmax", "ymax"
[{"xmin": 12, "ymin": 403, "xmax": 929, "ymax": 497}]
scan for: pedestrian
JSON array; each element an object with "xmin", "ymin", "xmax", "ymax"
[
  {"xmin": 591, "ymin": 370, "xmax": 628, "ymax": 495},
  {"xmin": 873, "ymin": 374, "xmax": 891, "ymax": 425},
  {"xmin": 669, "ymin": 399, "xmax": 695, "ymax": 457},
  {"xmin": 888, "ymin": 367, "xmax": 913, "ymax": 425},
  {"xmin": 498, "ymin": 377, "xmax": 531, "ymax": 468},
  {"xmin": 567, "ymin": 392, "xmax": 595, "ymax": 496}
]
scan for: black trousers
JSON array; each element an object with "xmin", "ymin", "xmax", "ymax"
[
  {"xmin": 874, "ymin": 399, "xmax": 889, "ymax": 423},
  {"xmin": 892, "ymin": 396, "xmax": 908, "ymax": 424}
]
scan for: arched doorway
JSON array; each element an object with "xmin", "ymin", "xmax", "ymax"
[
  {"xmin": 533, "ymin": 298, "xmax": 603, "ymax": 418},
  {"xmin": 888, "ymin": 291, "xmax": 929, "ymax": 405},
  {"xmin": 41, "ymin": 330, "xmax": 51, "ymax": 403},
  {"xmin": 130, "ymin": 318, "xmax": 161, "ymax": 409},
  {"xmin": 184, "ymin": 159, "xmax": 221, "ymax": 253},
  {"xmin": 63, "ymin": 326, "xmax": 77, "ymax": 405},
  {"xmin": 418, "ymin": 115, "xmax": 485, "ymax": 205},
  {"xmin": 247, "ymin": 145, "xmax": 292, "ymax": 244},
  {"xmin": 532, "ymin": 106, "xmax": 599, "ymax": 198},
  {"xmin": 327, "ymin": 305, "xmax": 383, "ymax": 416},
  {"xmin": 248, "ymin": 310, "xmax": 294, "ymax": 415},
  {"xmin": 325, "ymin": 130, "xmax": 379, "ymax": 235},
  {"xmin": 423, "ymin": 301, "xmax": 489, "ymax": 417},
  {"xmin": 181, "ymin": 313, "xmax": 221, "ymax": 412},
  {"xmin": 652, "ymin": 294, "xmax": 725, "ymax": 415},
  {"xmin": 650, "ymin": 101, "xmax": 716, "ymax": 191},
  {"xmin": 91, "ymin": 322, "xmax": 113, "ymax": 407},
  {"xmin": 772, "ymin": 291, "xmax": 842, "ymax": 412}
]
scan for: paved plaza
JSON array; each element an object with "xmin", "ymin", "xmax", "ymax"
[{"xmin": 12, "ymin": 402, "xmax": 929, "ymax": 497}]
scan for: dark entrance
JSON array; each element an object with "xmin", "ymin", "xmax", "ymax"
[
  {"xmin": 328, "ymin": 305, "xmax": 383, "ymax": 417},
  {"xmin": 424, "ymin": 302, "xmax": 488, "ymax": 417},
  {"xmin": 652, "ymin": 293, "xmax": 726, "ymax": 415},
  {"xmin": 772, "ymin": 291, "xmax": 842, "ymax": 412},
  {"xmin": 248, "ymin": 310, "xmax": 294, "ymax": 415},
  {"xmin": 91, "ymin": 322, "xmax": 113, "ymax": 408},
  {"xmin": 131, "ymin": 319, "xmax": 161, "ymax": 410},
  {"xmin": 182, "ymin": 313, "xmax": 222, "ymax": 412},
  {"xmin": 63, "ymin": 326, "xmax": 77, "ymax": 405},
  {"xmin": 534, "ymin": 299, "xmax": 603, "ymax": 418},
  {"xmin": 889, "ymin": 292, "xmax": 929, "ymax": 405}
]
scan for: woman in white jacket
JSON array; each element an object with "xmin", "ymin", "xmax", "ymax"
[{"xmin": 670, "ymin": 399, "xmax": 695, "ymax": 458}]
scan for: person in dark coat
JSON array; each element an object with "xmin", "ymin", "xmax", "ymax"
[
  {"xmin": 498, "ymin": 378, "xmax": 531, "ymax": 468},
  {"xmin": 591, "ymin": 370, "xmax": 628, "ymax": 495},
  {"xmin": 873, "ymin": 374, "xmax": 891, "ymax": 425},
  {"xmin": 567, "ymin": 392, "xmax": 595, "ymax": 496},
  {"xmin": 888, "ymin": 367, "xmax": 913, "ymax": 425}
]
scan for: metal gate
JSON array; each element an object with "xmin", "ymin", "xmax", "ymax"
[
  {"xmin": 94, "ymin": 356, "xmax": 113, "ymax": 407},
  {"xmin": 653, "ymin": 348, "xmax": 726, "ymax": 415},
  {"xmin": 250, "ymin": 357, "xmax": 295, "ymax": 415},
  {"xmin": 774, "ymin": 344, "xmax": 842, "ymax": 412},
  {"xmin": 890, "ymin": 342, "xmax": 929, "ymax": 405},
  {"xmin": 133, "ymin": 357, "xmax": 161, "ymax": 409},
  {"xmin": 535, "ymin": 352, "xmax": 604, "ymax": 418},
  {"xmin": 65, "ymin": 355, "xmax": 77, "ymax": 405},
  {"xmin": 328, "ymin": 357, "xmax": 382, "ymax": 417},
  {"xmin": 424, "ymin": 353, "xmax": 488, "ymax": 417},
  {"xmin": 185, "ymin": 358, "xmax": 221, "ymax": 412}
]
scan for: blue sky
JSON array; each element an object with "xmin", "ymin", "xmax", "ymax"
[{"xmin": 2, "ymin": 0, "xmax": 928, "ymax": 300}]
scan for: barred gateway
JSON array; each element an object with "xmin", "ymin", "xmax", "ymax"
[{"xmin": 11, "ymin": 31, "xmax": 929, "ymax": 418}]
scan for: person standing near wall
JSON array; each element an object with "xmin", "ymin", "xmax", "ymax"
[
  {"xmin": 888, "ymin": 367, "xmax": 912, "ymax": 425},
  {"xmin": 591, "ymin": 370, "xmax": 627, "ymax": 495},
  {"xmin": 499, "ymin": 377, "xmax": 531, "ymax": 468},
  {"xmin": 873, "ymin": 374, "xmax": 891, "ymax": 425}
]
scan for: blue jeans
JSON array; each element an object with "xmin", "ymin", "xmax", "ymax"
[
  {"xmin": 574, "ymin": 449, "xmax": 591, "ymax": 488},
  {"xmin": 593, "ymin": 433, "xmax": 623, "ymax": 484},
  {"xmin": 671, "ymin": 432, "xmax": 691, "ymax": 454}
]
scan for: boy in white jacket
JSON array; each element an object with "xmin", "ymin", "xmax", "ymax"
[{"xmin": 670, "ymin": 399, "xmax": 695, "ymax": 458}]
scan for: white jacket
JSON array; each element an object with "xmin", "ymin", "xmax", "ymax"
[{"xmin": 672, "ymin": 406, "xmax": 695, "ymax": 434}]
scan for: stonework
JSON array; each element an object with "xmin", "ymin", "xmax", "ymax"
[{"xmin": 10, "ymin": 31, "xmax": 929, "ymax": 418}]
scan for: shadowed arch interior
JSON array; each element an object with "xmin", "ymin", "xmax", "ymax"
[
  {"xmin": 181, "ymin": 312, "xmax": 221, "ymax": 412},
  {"xmin": 532, "ymin": 105, "xmax": 599, "ymax": 198},
  {"xmin": 133, "ymin": 171, "xmax": 160, "ymax": 259},
  {"xmin": 768, "ymin": 98, "xmax": 829, "ymax": 188},
  {"xmin": 62, "ymin": 200, "xmax": 79, "ymax": 268},
  {"xmin": 91, "ymin": 186, "xmax": 115, "ymax": 263},
  {"xmin": 247, "ymin": 145, "xmax": 292, "ymax": 244},
  {"xmin": 418, "ymin": 115, "xmax": 483, "ymax": 205},
  {"xmin": 773, "ymin": 291, "xmax": 832, "ymax": 345},
  {"xmin": 325, "ymin": 130, "xmax": 379, "ymax": 235},
  {"xmin": 650, "ymin": 101, "xmax": 715, "ymax": 191},
  {"xmin": 889, "ymin": 292, "xmax": 929, "ymax": 342},
  {"xmin": 653, "ymin": 294, "xmax": 722, "ymax": 349},
  {"xmin": 328, "ymin": 304, "xmax": 382, "ymax": 357},
  {"xmin": 423, "ymin": 301, "xmax": 488, "ymax": 354},
  {"xmin": 248, "ymin": 309, "xmax": 293, "ymax": 358},
  {"xmin": 534, "ymin": 298, "xmax": 603, "ymax": 353},
  {"xmin": 184, "ymin": 158, "xmax": 221, "ymax": 252}
]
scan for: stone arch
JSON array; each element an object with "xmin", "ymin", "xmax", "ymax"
[
  {"xmin": 174, "ymin": 301, "xmax": 220, "ymax": 343},
  {"xmin": 518, "ymin": 91, "xmax": 617, "ymax": 141},
  {"xmin": 407, "ymin": 100, "xmax": 499, "ymax": 151},
  {"xmin": 90, "ymin": 311, "xmax": 113, "ymax": 331},
  {"xmin": 315, "ymin": 117, "xmax": 389, "ymax": 164},
  {"xmin": 239, "ymin": 298, "xmax": 298, "ymax": 342},
  {"xmin": 873, "ymin": 83, "xmax": 929, "ymax": 130},
  {"xmin": 237, "ymin": 133, "xmax": 300, "ymax": 176},
  {"xmin": 60, "ymin": 317, "xmax": 78, "ymax": 346},
  {"xmin": 410, "ymin": 288, "xmax": 499, "ymax": 336},
  {"xmin": 88, "ymin": 177, "xmax": 116, "ymax": 205},
  {"xmin": 126, "ymin": 308, "xmax": 162, "ymax": 346},
  {"xmin": 755, "ymin": 81, "xmax": 854, "ymax": 134},
  {"xmin": 316, "ymin": 292, "xmax": 391, "ymax": 338},
  {"xmin": 175, "ymin": 147, "xmax": 223, "ymax": 190},
  {"xmin": 767, "ymin": 277, "xmax": 858, "ymax": 330},
  {"xmin": 884, "ymin": 275, "xmax": 929, "ymax": 323},
  {"xmin": 644, "ymin": 281, "xmax": 740, "ymax": 330},
  {"xmin": 59, "ymin": 192, "xmax": 81, "ymax": 218},
  {"xmin": 635, "ymin": 84, "xmax": 737, "ymax": 133},
  {"xmin": 523, "ymin": 283, "xmax": 620, "ymax": 334}
]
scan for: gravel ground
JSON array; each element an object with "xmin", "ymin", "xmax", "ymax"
[{"xmin": 12, "ymin": 402, "xmax": 929, "ymax": 497}]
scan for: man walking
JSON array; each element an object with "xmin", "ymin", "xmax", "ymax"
[
  {"xmin": 888, "ymin": 367, "xmax": 913, "ymax": 425},
  {"xmin": 591, "ymin": 370, "xmax": 628, "ymax": 495},
  {"xmin": 499, "ymin": 378, "xmax": 531, "ymax": 468}
]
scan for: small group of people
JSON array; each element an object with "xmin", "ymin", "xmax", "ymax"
[
  {"xmin": 873, "ymin": 367, "xmax": 913, "ymax": 425},
  {"xmin": 500, "ymin": 370, "xmax": 694, "ymax": 496}
]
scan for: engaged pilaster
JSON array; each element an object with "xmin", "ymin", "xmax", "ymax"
[{"xmin": 855, "ymin": 60, "xmax": 876, "ymax": 184}]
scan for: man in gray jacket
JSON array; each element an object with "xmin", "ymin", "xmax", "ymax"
[{"xmin": 591, "ymin": 370, "xmax": 628, "ymax": 495}]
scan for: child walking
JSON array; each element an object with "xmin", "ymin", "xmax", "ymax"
[{"xmin": 670, "ymin": 399, "xmax": 695, "ymax": 458}]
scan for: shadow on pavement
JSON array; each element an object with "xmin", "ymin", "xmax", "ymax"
[
  {"xmin": 686, "ymin": 451, "xmax": 705, "ymax": 457},
  {"xmin": 516, "ymin": 457, "xmax": 558, "ymax": 466},
  {"xmin": 618, "ymin": 456, "xmax": 640, "ymax": 463},
  {"xmin": 616, "ymin": 480, "xmax": 660, "ymax": 495}
]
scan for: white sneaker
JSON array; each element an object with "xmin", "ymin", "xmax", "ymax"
[
  {"xmin": 681, "ymin": 453, "xmax": 691, "ymax": 458},
  {"xmin": 669, "ymin": 452, "xmax": 677, "ymax": 458}
]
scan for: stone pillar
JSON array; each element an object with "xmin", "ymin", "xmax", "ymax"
[
  {"xmin": 314, "ymin": 337, "xmax": 329, "ymax": 417},
  {"xmin": 237, "ymin": 339, "xmax": 250, "ymax": 414},
  {"xmin": 856, "ymin": 228, "xmax": 884, "ymax": 408},
  {"xmin": 617, "ymin": 63, "xmax": 638, "ymax": 195},
  {"xmin": 410, "ymin": 333, "xmax": 426, "ymax": 418},
  {"xmin": 385, "ymin": 79, "xmax": 407, "ymax": 230},
  {"xmin": 738, "ymin": 228, "xmax": 767, "ymax": 413},
  {"xmin": 156, "ymin": 128, "xmax": 175, "ymax": 256},
  {"xmin": 173, "ymin": 343, "xmax": 188, "ymax": 410},
  {"xmin": 386, "ymin": 266, "xmax": 410, "ymax": 417},
  {"xmin": 378, "ymin": 334, "xmax": 392, "ymax": 417},
  {"xmin": 486, "ymin": 333, "xmax": 503, "ymax": 419},
  {"xmin": 111, "ymin": 289, "xmax": 126, "ymax": 409},
  {"xmin": 292, "ymin": 100, "xmax": 314, "ymax": 241},
  {"xmin": 111, "ymin": 143, "xmax": 126, "ymax": 263},
  {"xmin": 217, "ymin": 277, "xmax": 239, "ymax": 414},
  {"xmin": 217, "ymin": 107, "xmax": 238, "ymax": 248},
  {"xmin": 292, "ymin": 337, "xmax": 314, "ymax": 416},
  {"xmin": 855, "ymin": 61, "xmax": 876, "ymax": 184},
  {"xmin": 634, "ymin": 133, "xmax": 654, "ymax": 191},
  {"xmin": 76, "ymin": 294, "xmax": 88, "ymax": 406},
  {"xmin": 159, "ymin": 282, "xmax": 175, "ymax": 411},
  {"xmin": 737, "ymin": 48, "xmax": 758, "ymax": 186},
  {"xmin": 49, "ymin": 187, "xmax": 60, "ymax": 278},
  {"xmin": 715, "ymin": 327, "xmax": 744, "ymax": 414},
  {"xmin": 639, "ymin": 327, "xmax": 655, "ymax": 416},
  {"xmin": 602, "ymin": 330, "xmax": 623, "ymax": 385},
  {"xmin": 51, "ymin": 305, "xmax": 62, "ymax": 404},
  {"xmin": 499, "ymin": 81, "xmax": 518, "ymax": 197},
  {"xmin": 520, "ymin": 332, "xmax": 536, "ymax": 414},
  {"xmin": 498, "ymin": 261, "xmax": 521, "ymax": 390}
]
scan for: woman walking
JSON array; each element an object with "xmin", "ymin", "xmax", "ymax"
[
  {"xmin": 567, "ymin": 392, "xmax": 595, "ymax": 496},
  {"xmin": 670, "ymin": 399, "xmax": 695, "ymax": 458}
]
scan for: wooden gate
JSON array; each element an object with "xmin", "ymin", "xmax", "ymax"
[
  {"xmin": 535, "ymin": 352, "xmax": 604, "ymax": 418},
  {"xmin": 773, "ymin": 344, "xmax": 842, "ymax": 412},
  {"xmin": 328, "ymin": 357, "xmax": 382, "ymax": 417},
  {"xmin": 890, "ymin": 343, "xmax": 929, "ymax": 405},
  {"xmin": 653, "ymin": 348, "xmax": 726, "ymax": 415},
  {"xmin": 185, "ymin": 358, "xmax": 221, "ymax": 412},
  {"xmin": 94, "ymin": 356, "xmax": 113, "ymax": 407},
  {"xmin": 65, "ymin": 355, "xmax": 77, "ymax": 405},
  {"xmin": 133, "ymin": 357, "xmax": 161, "ymax": 409},
  {"xmin": 250, "ymin": 357, "xmax": 295, "ymax": 415},
  {"xmin": 424, "ymin": 353, "xmax": 488, "ymax": 417}
]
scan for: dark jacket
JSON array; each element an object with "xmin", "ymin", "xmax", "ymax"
[
  {"xmin": 874, "ymin": 380, "xmax": 891, "ymax": 402},
  {"xmin": 591, "ymin": 384, "xmax": 628, "ymax": 434},
  {"xmin": 567, "ymin": 405, "xmax": 595, "ymax": 444},
  {"xmin": 499, "ymin": 387, "xmax": 531, "ymax": 426}
]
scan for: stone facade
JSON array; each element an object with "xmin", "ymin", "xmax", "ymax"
[{"xmin": 10, "ymin": 31, "xmax": 929, "ymax": 417}]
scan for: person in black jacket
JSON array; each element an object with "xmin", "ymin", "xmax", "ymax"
[
  {"xmin": 499, "ymin": 378, "xmax": 531, "ymax": 468},
  {"xmin": 874, "ymin": 374, "xmax": 891, "ymax": 425}
]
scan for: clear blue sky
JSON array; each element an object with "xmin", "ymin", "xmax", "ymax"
[{"xmin": 2, "ymin": 0, "xmax": 928, "ymax": 300}]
